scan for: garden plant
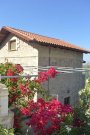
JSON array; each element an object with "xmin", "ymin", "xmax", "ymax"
[{"xmin": 0, "ymin": 62, "xmax": 90, "ymax": 135}]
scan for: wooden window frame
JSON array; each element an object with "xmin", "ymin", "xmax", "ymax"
[{"xmin": 8, "ymin": 40, "xmax": 16, "ymax": 51}]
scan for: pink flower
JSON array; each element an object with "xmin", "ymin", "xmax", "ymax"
[
  {"xmin": 7, "ymin": 69, "xmax": 17, "ymax": 82},
  {"xmin": 7, "ymin": 69, "xmax": 14, "ymax": 76},
  {"xmin": 37, "ymin": 67, "xmax": 58, "ymax": 83},
  {"xmin": 46, "ymin": 67, "xmax": 58, "ymax": 78},
  {"xmin": 15, "ymin": 64, "xmax": 23, "ymax": 73},
  {"xmin": 20, "ymin": 98, "xmax": 73, "ymax": 135},
  {"xmin": 20, "ymin": 107, "xmax": 30, "ymax": 116}
]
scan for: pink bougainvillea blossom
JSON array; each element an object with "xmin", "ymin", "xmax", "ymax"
[
  {"xmin": 15, "ymin": 64, "xmax": 23, "ymax": 73},
  {"xmin": 20, "ymin": 98, "xmax": 73, "ymax": 135},
  {"xmin": 37, "ymin": 67, "xmax": 58, "ymax": 83}
]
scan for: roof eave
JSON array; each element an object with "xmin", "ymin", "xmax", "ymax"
[{"xmin": 33, "ymin": 40, "xmax": 90, "ymax": 54}]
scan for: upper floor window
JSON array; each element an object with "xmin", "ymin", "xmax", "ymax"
[{"xmin": 8, "ymin": 40, "xmax": 16, "ymax": 51}]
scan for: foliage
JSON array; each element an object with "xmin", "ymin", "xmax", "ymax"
[
  {"xmin": 20, "ymin": 96, "xmax": 90, "ymax": 135},
  {"xmin": 83, "ymin": 63, "xmax": 90, "ymax": 78},
  {"xmin": 79, "ymin": 78, "xmax": 90, "ymax": 109},
  {"xmin": 0, "ymin": 125, "xmax": 14, "ymax": 135},
  {"xmin": 76, "ymin": 78, "xmax": 90, "ymax": 135},
  {"xmin": 20, "ymin": 98, "xmax": 73, "ymax": 135},
  {"xmin": 0, "ymin": 62, "xmax": 58, "ymax": 134},
  {"xmin": 0, "ymin": 62, "xmax": 49, "ymax": 108},
  {"xmin": 53, "ymin": 78, "xmax": 90, "ymax": 135},
  {"xmin": 1, "ymin": 62, "xmax": 90, "ymax": 135}
]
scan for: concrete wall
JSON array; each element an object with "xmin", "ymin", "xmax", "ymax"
[
  {"xmin": 36, "ymin": 44, "xmax": 84, "ymax": 105},
  {"xmin": 37, "ymin": 45, "xmax": 83, "ymax": 67}
]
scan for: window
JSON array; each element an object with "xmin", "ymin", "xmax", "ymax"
[
  {"xmin": 8, "ymin": 40, "xmax": 16, "ymax": 51},
  {"xmin": 64, "ymin": 97, "xmax": 70, "ymax": 105}
]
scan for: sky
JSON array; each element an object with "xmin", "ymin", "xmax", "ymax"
[{"xmin": 0, "ymin": 0, "xmax": 90, "ymax": 62}]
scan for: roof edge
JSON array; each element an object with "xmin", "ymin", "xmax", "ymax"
[{"xmin": 0, "ymin": 26, "xmax": 90, "ymax": 54}]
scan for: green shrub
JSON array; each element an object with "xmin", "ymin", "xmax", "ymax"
[{"xmin": 0, "ymin": 125, "xmax": 14, "ymax": 135}]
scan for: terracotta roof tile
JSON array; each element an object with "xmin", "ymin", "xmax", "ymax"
[{"xmin": 0, "ymin": 26, "xmax": 90, "ymax": 53}]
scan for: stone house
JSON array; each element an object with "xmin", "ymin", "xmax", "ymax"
[{"xmin": 0, "ymin": 26, "xmax": 89, "ymax": 105}]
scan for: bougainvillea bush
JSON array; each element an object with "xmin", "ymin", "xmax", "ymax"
[
  {"xmin": 20, "ymin": 97, "xmax": 90, "ymax": 135},
  {"xmin": 0, "ymin": 62, "xmax": 50, "ymax": 108},
  {"xmin": 20, "ymin": 98, "xmax": 73, "ymax": 135},
  {"xmin": 0, "ymin": 62, "xmax": 90, "ymax": 135},
  {"xmin": 0, "ymin": 63, "xmax": 58, "ymax": 132}
]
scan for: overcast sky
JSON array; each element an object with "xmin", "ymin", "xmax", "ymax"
[{"xmin": 0, "ymin": 0, "xmax": 90, "ymax": 62}]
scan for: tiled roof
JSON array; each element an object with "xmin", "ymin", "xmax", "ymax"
[{"xmin": 0, "ymin": 26, "xmax": 90, "ymax": 53}]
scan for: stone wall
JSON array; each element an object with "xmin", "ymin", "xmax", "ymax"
[
  {"xmin": 0, "ymin": 34, "xmax": 38, "ymax": 75},
  {"xmin": 36, "ymin": 44, "xmax": 85, "ymax": 105}
]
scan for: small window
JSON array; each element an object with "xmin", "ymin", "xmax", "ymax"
[
  {"xmin": 64, "ymin": 97, "xmax": 70, "ymax": 105},
  {"xmin": 8, "ymin": 40, "xmax": 16, "ymax": 51}
]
